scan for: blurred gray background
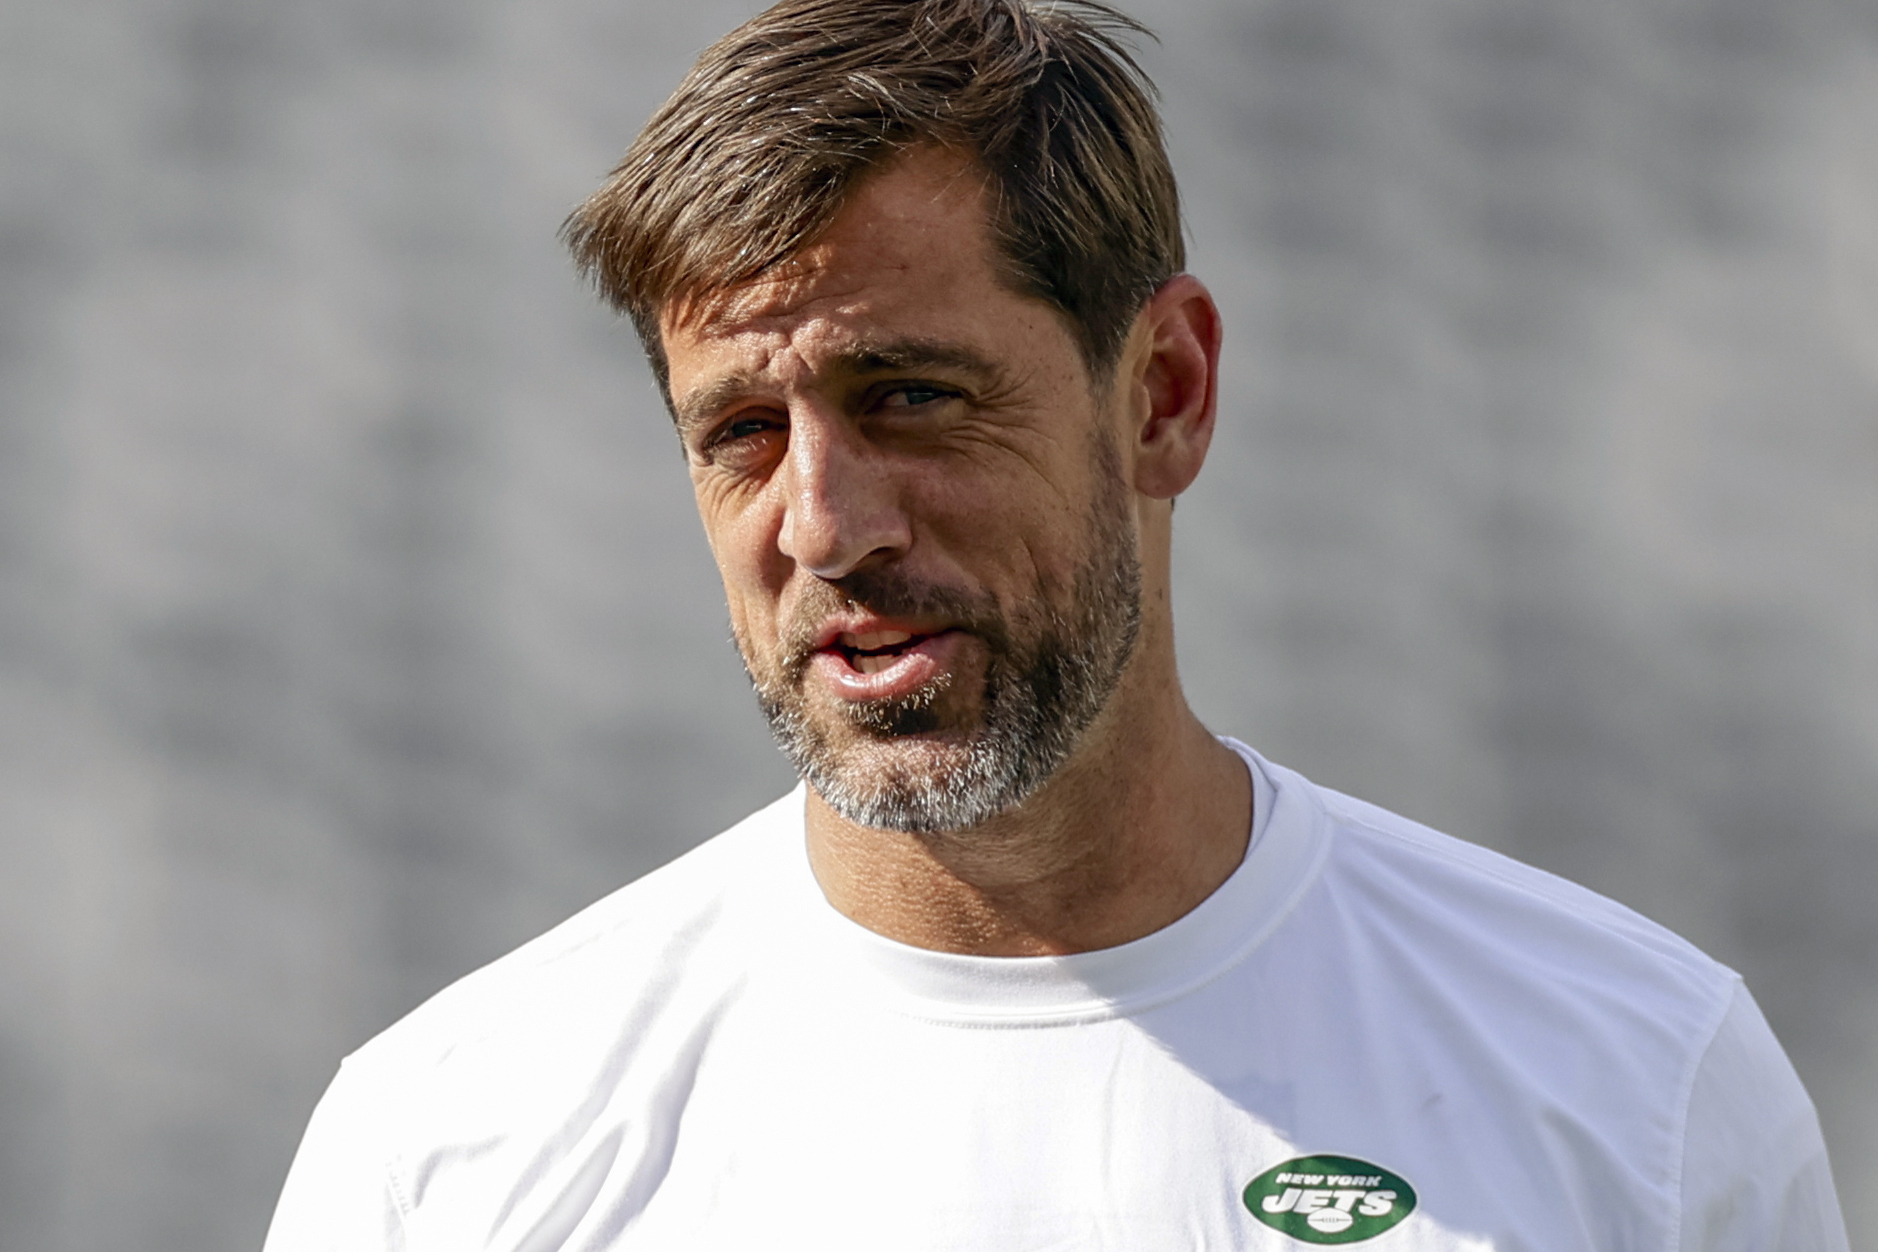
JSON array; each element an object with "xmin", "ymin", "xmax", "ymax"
[{"xmin": 1, "ymin": 0, "xmax": 1873, "ymax": 1247}]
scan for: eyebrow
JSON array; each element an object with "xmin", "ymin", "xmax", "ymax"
[{"xmin": 670, "ymin": 338, "xmax": 1005, "ymax": 435}]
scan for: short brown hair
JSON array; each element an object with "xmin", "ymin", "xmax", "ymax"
[{"xmin": 562, "ymin": 0, "xmax": 1183, "ymax": 394}]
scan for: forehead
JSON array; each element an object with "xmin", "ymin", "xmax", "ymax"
[{"xmin": 659, "ymin": 148, "xmax": 1069, "ymax": 393}]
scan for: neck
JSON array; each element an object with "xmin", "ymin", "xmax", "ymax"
[{"xmin": 803, "ymin": 640, "xmax": 1253, "ymax": 956}]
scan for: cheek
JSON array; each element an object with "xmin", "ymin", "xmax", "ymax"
[
  {"xmin": 912, "ymin": 479, "xmax": 1067, "ymax": 595},
  {"xmin": 695, "ymin": 484, "xmax": 790, "ymax": 636},
  {"xmin": 718, "ymin": 577, "xmax": 782, "ymax": 685},
  {"xmin": 695, "ymin": 470, "xmax": 774, "ymax": 571}
]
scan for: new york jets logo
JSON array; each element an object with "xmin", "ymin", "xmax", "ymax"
[{"xmin": 1242, "ymin": 1155, "xmax": 1416, "ymax": 1244}]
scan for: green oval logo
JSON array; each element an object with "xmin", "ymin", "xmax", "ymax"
[{"xmin": 1242, "ymin": 1155, "xmax": 1416, "ymax": 1244}]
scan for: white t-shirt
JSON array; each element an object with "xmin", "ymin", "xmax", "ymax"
[{"xmin": 265, "ymin": 744, "xmax": 1847, "ymax": 1251}]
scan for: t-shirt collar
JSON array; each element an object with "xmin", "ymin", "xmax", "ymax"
[{"xmin": 774, "ymin": 739, "xmax": 1328, "ymax": 1025}]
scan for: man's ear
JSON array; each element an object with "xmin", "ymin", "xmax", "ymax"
[{"xmin": 1128, "ymin": 274, "xmax": 1222, "ymax": 500}]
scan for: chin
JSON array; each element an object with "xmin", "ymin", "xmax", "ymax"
[{"xmin": 784, "ymin": 716, "xmax": 1042, "ymax": 835}]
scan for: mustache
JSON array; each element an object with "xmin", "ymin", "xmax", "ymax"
[{"xmin": 777, "ymin": 566, "xmax": 1011, "ymax": 678}]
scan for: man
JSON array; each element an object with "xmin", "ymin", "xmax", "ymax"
[{"xmin": 266, "ymin": 1, "xmax": 1848, "ymax": 1248}]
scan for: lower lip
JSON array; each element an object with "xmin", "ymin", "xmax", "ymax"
[{"xmin": 810, "ymin": 630, "xmax": 965, "ymax": 701}]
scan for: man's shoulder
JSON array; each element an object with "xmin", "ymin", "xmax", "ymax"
[
  {"xmin": 1270, "ymin": 761, "xmax": 1737, "ymax": 1030},
  {"xmin": 345, "ymin": 787, "xmax": 804, "ymax": 1080}
]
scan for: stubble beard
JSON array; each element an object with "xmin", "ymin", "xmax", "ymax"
[{"xmin": 741, "ymin": 447, "xmax": 1142, "ymax": 835}]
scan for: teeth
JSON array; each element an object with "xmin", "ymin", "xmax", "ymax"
[
  {"xmin": 846, "ymin": 630, "xmax": 913, "ymax": 651},
  {"xmin": 855, "ymin": 653, "xmax": 893, "ymax": 674}
]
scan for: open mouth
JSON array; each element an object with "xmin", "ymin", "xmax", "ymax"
[
  {"xmin": 834, "ymin": 629, "xmax": 935, "ymax": 674},
  {"xmin": 806, "ymin": 621, "xmax": 965, "ymax": 700}
]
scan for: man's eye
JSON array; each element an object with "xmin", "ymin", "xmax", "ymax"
[
  {"xmin": 721, "ymin": 417, "xmax": 776, "ymax": 441},
  {"xmin": 879, "ymin": 384, "xmax": 955, "ymax": 409},
  {"xmin": 702, "ymin": 415, "xmax": 780, "ymax": 449},
  {"xmin": 696, "ymin": 414, "xmax": 784, "ymax": 467}
]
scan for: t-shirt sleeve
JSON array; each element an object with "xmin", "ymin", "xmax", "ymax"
[
  {"xmin": 1677, "ymin": 980, "xmax": 1849, "ymax": 1252},
  {"xmin": 262, "ymin": 1059, "xmax": 408, "ymax": 1252}
]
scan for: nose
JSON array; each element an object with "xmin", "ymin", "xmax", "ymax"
[{"xmin": 775, "ymin": 407, "xmax": 911, "ymax": 579}]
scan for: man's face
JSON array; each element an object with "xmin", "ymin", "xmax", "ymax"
[{"xmin": 661, "ymin": 148, "xmax": 1142, "ymax": 833}]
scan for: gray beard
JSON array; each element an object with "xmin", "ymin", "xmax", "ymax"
[{"xmin": 744, "ymin": 460, "xmax": 1141, "ymax": 835}]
